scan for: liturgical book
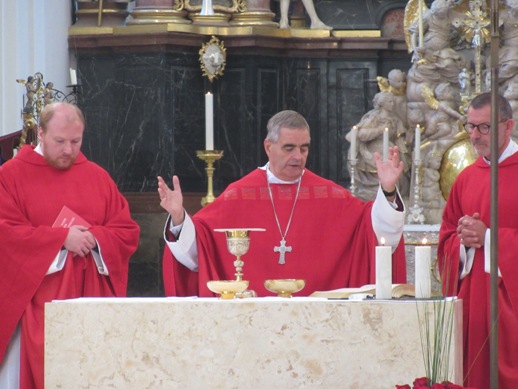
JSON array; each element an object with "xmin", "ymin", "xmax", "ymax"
[
  {"xmin": 310, "ymin": 284, "xmax": 416, "ymax": 299},
  {"xmin": 52, "ymin": 205, "xmax": 91, "ymax": 228}
]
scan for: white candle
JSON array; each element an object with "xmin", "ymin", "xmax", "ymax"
[
  {"xmin": 382, "ymin": 127, "xmax": 389, "ymax": 162},
  {"xmin": 69, "ymin": 68, "xmax": 77, "ymax": 85},
  {"xmin": 200, "ymin": 0, "xmax": 215, "ymax": 15},
  {"xmin": 418, "ymin": 0, "xmax": 424, "ymax": 47},
  {"xmin": 415, "ymin": 124, "xmax": 421, "ymax": 161},
  {"xmin": 415, "ymin": 239, "xmax": 432, "ymax": 298},
  {"xmin": 350, "ymin": 126, "xmax": 357, "ymax": 160},
  {"xmin": 205, "ymin": 92, "xmax": 214, "ymax": 150},
  {"xmin": 375, "ymin": 238, "xmax": 392, "ymax": 299}
]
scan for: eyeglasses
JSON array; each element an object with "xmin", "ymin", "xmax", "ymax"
[{"xmin": 464, "ymin": 120, "xmax": 507, "ymax": 135}]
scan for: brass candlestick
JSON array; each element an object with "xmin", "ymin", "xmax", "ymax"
[{"xmin": 196, "ymin": 150, "xmax": 224, "ymax": 206}]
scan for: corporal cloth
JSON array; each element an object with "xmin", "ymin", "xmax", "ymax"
[
  {"xmin": 438, "ymin": 152, "xmax": 518, "ymax": 389},
  {"xmin": 163, "ymin": 168, "xmax": 406, "ymax": 297},
  {"xmin": 0, "ymin": 145, "xmax": 140, "ymax": 389}
]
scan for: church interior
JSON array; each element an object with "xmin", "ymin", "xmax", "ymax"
[{"xmin": 1, "ymin": 0, "xmax": 514, "ymax": 387}]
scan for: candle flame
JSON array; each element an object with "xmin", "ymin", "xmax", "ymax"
[
  {"xmin": 381, "ymin": 237, "xmax": 386, "ymax": 246},
  {"xmin": 384, "ymin": 127, "xmax": 388, "ymax": 132},
  {"xmin": 422, "ymin": 238, "xmax": 428, "ymax": 245}
]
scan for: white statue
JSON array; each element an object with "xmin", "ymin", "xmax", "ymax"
[
  {"xmin": 279, "ymin": 0, "xmax": 332, "ymax": 30},
  {"xmin": 346, "ymin": 92, "xmax": 409, "ymax": 200}
]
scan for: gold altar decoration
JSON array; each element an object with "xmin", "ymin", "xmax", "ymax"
[
  {"xmin": 264, "ymin": 279, "xmax": 305, "ymax": 298},
  {"xmin": 207, "ymin": 279, "xmax": 249, "ymax": 299},
  {"xmin": 199, "ymin": 36, "xmax": 227, "ymax": 82},
  {"xmin": 206, "ymin": 228, "xmax": 265, "ymax": 299},
  {"xmin": 16, "ymin": 73, "xmax": 80, "ymax": 150},
  {"xmin": 439, "ymin": 132, "xmax": 477, "ymax": 200},
  {"xmin": 16, "ymin": 73, "xmax": 47, "ymax": 148},
  {"xmin": 196, "ymin": 150, "xmax": 224, "ymax": 206}
]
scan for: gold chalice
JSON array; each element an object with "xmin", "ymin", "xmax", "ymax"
[
  {"xmin": 264, "ymin": 279, "xmax": 306, "ymax": 298},
  {"xmin": 214, "ymin": 228, "xmax": 265, "ymax": 281}
]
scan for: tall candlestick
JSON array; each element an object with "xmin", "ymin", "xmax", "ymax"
[
  {"xmin": 350, "ymin": 126, "xmax": 357, "ymax": 159},
  {"xmin": 382, "ymin": 127, "xmax": 389, "ymax": 162},
  {"xmin": 69, "ymin": 68, "xmax": 77, "ymax": 85},
  {"xmin": 415, "ymin": 239, "xmax": 432, "ymax": 298},
  {"xmin": 415, "ymin": 124, "xmax": 421, "ymax": 161},
  {"xmin": 205, "ymin": 92, "xmax": 214, "ymax": 150},
  {"xmin": 375, "ymin": 238, "xmax": 392, "ymax": 299}
]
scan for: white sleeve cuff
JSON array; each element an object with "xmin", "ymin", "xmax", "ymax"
[
  {"xmin": 164, "ymin": 214, "xmax": 199, "ymax": 271},
  {"xmin": 484, "ymin": 228, "xmax": 502, "ymax": 277},
  {"xmin": 372, "ymin": 186, "xmax": 405, "ymax": 252}
]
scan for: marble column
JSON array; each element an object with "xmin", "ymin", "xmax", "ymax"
[
  {"xmin": 230, "ymin": 0, "xmax": 278, "ymax": 27},
  {"xmin": 127, "ymin": 0, "xmax": 190, "ymax": 24}
]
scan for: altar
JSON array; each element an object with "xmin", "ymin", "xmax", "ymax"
[{"xmin": 45, "ymin": 297, "xmax": 462, "ymax": 388}]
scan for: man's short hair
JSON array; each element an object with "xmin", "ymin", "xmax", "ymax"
[
  {"xmin": 469, "ymin": 92, "xmax": 513, "ymax": 121},
  {"xmin": 266, "ymin": 110, "xmax": 310, "ymax": 143}
]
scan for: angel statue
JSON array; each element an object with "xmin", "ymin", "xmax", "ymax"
[
  {"xmin": 346, "ymin": 92, "xmax": 410, "ymax": 200},
  {"xmin": 279, "ymin": 0, "xmax": 332, "ymax": 30},
  {"xmin": 421, "ymin": 82, "xmax": 464, "ymax": 141},
  {"xmin": 377, "ymin": 69, "xmax": 408, "ymax": 125},
  {"xmin": 16, "ymin": 75, "xmax": 42, "ymax": 115},
  {"xmin": 404, "ymin": 0, "xmax": 465, "ymax": 63}
]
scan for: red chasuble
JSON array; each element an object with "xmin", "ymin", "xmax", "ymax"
[
  {"xmin": 163, "ymin": 168, "xmax": 406, "ymax": 297},
  {"xmin": 0, "ymin": 145, "xmax": 140, "ymax": 389},
  {"xmin": 438, "ymin": 153, "xmax": 518, "ymax": 389}
]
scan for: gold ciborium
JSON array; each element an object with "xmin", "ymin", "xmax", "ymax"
[
  {"xmin": 214, "ymin": 228, "xmax": 265, "ymax": 281},
  {"xmin": 264, "ymin": 279, "xmax": 306, "ymax": 298},
  {"xmin": 207, "ymin": 280, "xmax": 249, "ymax": 300}
]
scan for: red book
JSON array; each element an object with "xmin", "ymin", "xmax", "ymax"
[{"xmin": 52, "ymin": 205, "xmax": 91, "ymax": 228}]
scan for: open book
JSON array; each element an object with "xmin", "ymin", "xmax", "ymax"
[{"xmin": 310, "ymin": 284, "xmax": 416, "ymax": 299}]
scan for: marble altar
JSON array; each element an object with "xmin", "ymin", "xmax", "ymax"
[{"xmin": 45, "ymin": 297, "xmax": 462, "ymax": 388}]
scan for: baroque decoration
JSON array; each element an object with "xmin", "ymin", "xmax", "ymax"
[
  {"xmin": 16, "ymin": 73, "xmax": 79, "ymax": 149},
  {"xmin": 199, "ymin": 36, "xmax": 227, "ymax": 82},
  {"xmin": 348, "ymin": 0, "xmax": 510, "ymax": 225}
]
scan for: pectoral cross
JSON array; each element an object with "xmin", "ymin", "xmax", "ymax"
[{"xmin": 274, "ymin": 238, "xmax": 292, "ymax": 265}]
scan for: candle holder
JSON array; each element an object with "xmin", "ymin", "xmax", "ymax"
[
  {"xmin": 348, "ymin": 158, "xmax": 358, "ymax": 196},
  {"xmin": 197, "ymin": 150, "xmax": 224, "ymax": 206},
  {"xmin": 407, "ymin": 159, "xmax": 425, "ymax": 224}
]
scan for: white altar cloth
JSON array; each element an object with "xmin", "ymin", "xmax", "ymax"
[{"xmin": 45, "ymin": 297, "xmax": 462, "ymax": 388}]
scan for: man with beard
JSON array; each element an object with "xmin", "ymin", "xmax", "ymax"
[{"xmin": 0, "ymin": 102, "xmax": 140, "ymax": 389}]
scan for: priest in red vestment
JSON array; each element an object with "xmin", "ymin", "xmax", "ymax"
[
  {"xmin": 158, "ymin": 110, "xmax": 406, "ymax": 297},
  {"xmin": 0, "ymin": 102, "xmax": 140, "ymax": 389},
  {"xmin": 438, "ymin": 93, "xmax": 518, "ymax": 389}
]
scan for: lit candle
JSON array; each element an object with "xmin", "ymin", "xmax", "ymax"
[
  {"xmin": 205, "ymin": 92, "xmax": 214, "ymax": 150},
  {"xmin": 375, "ymin": 237, "xmax": 392, "ymax": 299},
  {"xmin": 415, "ymin": 124, "xmax": 421, "ymax": 161},
  {"xmin": 382, "ymin": 127, "xmax": 389, "ymax": 162},
  {"xmin": 415, "ymin": 239, "xmax": 432, "ymax": 298},
  {"xmin": 69, "ymin": 68, "xmax": 77, "ymax": 85},
  {"xmin": 350, "ymin": 126, "xmax": 357, "ymax": 160}
]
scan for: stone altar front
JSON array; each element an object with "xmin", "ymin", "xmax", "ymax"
[{"xmin": 45, "ymin": 297, "xmax": 462, "ymax": 388}]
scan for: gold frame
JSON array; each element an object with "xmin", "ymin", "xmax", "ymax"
[{"xmin": 199, "ymin": 36, "xmax": 227, "ymax": 82}]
